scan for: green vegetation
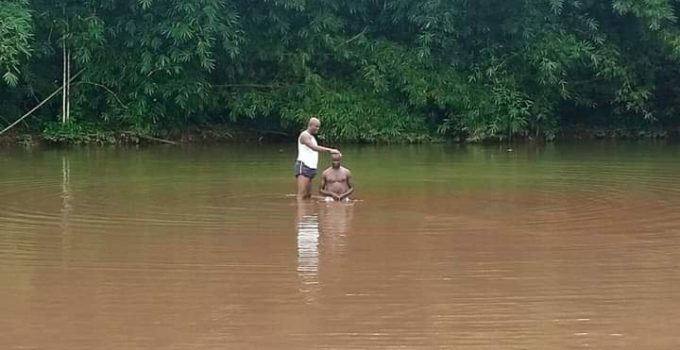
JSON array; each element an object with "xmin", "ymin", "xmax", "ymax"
[{"xmin": 2, "ymin": 0, "xmax": 680, "ymax": 143}]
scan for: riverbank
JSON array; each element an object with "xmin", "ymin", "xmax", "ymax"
[
  {"xmin": 1, "ymin": 126, "xmax": 677, "ymax": 147},
  {"xmin": 0, "ymin": 127, "xmax": 282, "ymax": 147}
]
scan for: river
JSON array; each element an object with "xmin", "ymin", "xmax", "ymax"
[{"xmin": 1, "ymin": 142, "xmax": 679, "ymax": 349}]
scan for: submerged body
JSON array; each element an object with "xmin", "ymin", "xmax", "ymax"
[{"xmin": 320, "ymin": 154, "xmax": 353, "ymax": 201}]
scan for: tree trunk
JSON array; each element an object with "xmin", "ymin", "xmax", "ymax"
[
  {"xmin": 66, "ymin": 48, "xmax": 71, "ymax": 123},
  {"xmin": 62, "ymin": 40, "xmax": 67, "ymax": 124}
]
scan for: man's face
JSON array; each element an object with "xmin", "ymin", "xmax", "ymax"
[
  {"xmin": 331, "ymin": 155, "xmax": 341, "ymax": 169},
  {"xmin": 309, "ymin": 121, "xmax": 321, "ymax": 135}
]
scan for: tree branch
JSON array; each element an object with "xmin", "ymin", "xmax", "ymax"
[
  {"xmin": 75, "ymin": 81, "xmax": 129, "ymax": 109},
  {"xmin": 212, "ymin": 83, "xmax": 279, "ymax": 89},
  {"xmin": 0, "ymin": 69, "xmax": 84, "ymax": 136},
  {"xmin": 342, "ymin": 26, "xmax": 369, "ymax": 46}
]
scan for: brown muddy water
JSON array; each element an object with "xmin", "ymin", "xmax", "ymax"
[{"xmin": 1, "ymin": 143, "xmax": 679, "ymax": 349}]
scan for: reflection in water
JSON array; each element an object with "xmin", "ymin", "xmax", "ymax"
[
  {"xmin": 320, "ymin": 201, "xmax": 354, "ymax": 234},
  {"xmin": 318, "ymin": 201, "xmax": 354, "ymax": 256},
  {"xmin": 60, "ymin": 156, "xmax": 73, "ymax": 262},
  {"xmin": 296, "ymin": 200, "xmax": 320, "ymax": 299},
  {"xmin": 296, "ymin": 200, "xmax": 355, "ymax": 302},
  {"xmin": 61, "ymin": 155, "xmax": 73, "ymax": 215}
]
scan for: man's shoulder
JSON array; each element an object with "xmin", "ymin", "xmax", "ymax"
[{"xmin": 299, "ymin": 130, "xmax": 316, "ymax": 142}]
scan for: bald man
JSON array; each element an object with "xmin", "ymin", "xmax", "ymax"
[
  {"xmin": 295, "ymin": 117, "xmax": 341, "ymax": 199},
  {"xmin": 320, "ymin": 153, "xmax": 354, "ymax": 202}
]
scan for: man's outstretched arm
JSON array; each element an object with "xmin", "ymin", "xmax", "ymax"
[{"xmin": 301, "ymin": 133, "xmax": 341, "ymax": 155}]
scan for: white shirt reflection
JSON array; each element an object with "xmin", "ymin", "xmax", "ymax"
[
  {"xmin": 296, "ymin": 200, "xmax": 355, "ymax": 303},
  {"xmin": 297, "ymin": 212, "xmax": 319, "ymax": 285}
]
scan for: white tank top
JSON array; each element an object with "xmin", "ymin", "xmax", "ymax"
[{"xmin": 297, "ymin": 131, "xmax": 319, "ymax": 169}]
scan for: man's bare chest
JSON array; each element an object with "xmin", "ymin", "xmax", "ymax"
[{"xmin": 326, "ymin": 170, "xmax": 348, "ymax": 183}]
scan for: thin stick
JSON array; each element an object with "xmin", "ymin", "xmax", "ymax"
[
  {"xmin": 62, "ymin": 41, "xmax": 67, "ymax": 124},
  {"xmin": 141, "ymin": 135, "xmax": 178, "ymax": 145},
  {"xmin": 66, "ymin": 48, "xmax": 71, "ymax": 123},
  {"xmin": 124, "ymin": 132, "xmax": 179, "ymax": 145},
  {"xmin": 212, "ymin": 83, "xmax": 279, "ymax": 89},
  {"xmin": 0, "ymin": 70, "xmax": 84, "ymax": 136},
  {"xmin": 342, "ymin": 26, "xmax": 368, "ymax": 46},
  {"xmin": 75, "ymin": 81, "xmax": 128, "ymax": 109}
]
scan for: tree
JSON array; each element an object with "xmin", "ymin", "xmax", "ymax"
[
  {"xmin": 0, "ymin": 0, "xmax": 32, "ymax": 86},
  {"xmin": 2, "ymin": 0, "xmax": 680, "ymax": 142}
]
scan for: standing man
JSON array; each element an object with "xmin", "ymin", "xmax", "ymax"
[{"xmin": 295, "ymin": 117, "xmax": 340, "ymax": 200}]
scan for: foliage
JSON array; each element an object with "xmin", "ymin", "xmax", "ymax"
[
  {"xmin": 2, "ymin": 0, "xmax": 680, "ymax": 142},
  {"xmin": 0, "ymin": 0, "xmax": 32, "ymax": 86},
  {"xmin": 42, "ymin": 121, "xmax": 116, "ymax": 144}
]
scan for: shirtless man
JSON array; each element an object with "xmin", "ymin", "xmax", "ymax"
[{"xmin": 319, "ymin": 153, "xmax": 354, "ymax": 201}]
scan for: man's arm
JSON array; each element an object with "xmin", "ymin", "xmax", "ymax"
[
  {"xmin": 338, "ymin": 170, "xmax": 354, "ymax": 200},
  {"xmin": 319, "ymin": 172, "xmax": 339, "ymax": 199},
  {"xmin": 301, "ymin": 133, "xmax": 341, "ymax": 155}
]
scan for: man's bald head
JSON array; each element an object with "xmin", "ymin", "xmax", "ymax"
[
  {"xmin": 307, "ymin": 117, "xmax": 321, "ymax": 135},
  {"xmin": 331, "ymin": 152, "xmax": 342, "ymax": 168}
]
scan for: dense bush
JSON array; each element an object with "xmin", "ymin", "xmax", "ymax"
[{"xmin": 2, "ymin": 0, "xmax": 680, "ymax": 142}]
